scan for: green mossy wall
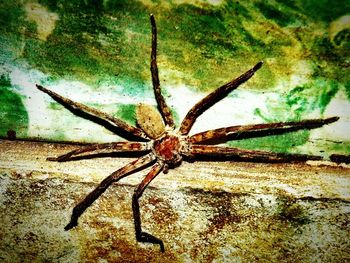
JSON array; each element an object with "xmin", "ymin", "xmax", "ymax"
[{"xmin": 0, "ymin": 0, "xmax": 349, "ymax": 155}]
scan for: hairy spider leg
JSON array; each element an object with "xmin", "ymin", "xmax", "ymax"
[
  {"xmin": 132, "ymin": 161, "xmax": 165, "ymax": 252},
  {"xmin": 150, "ymin": 14, "xmax": 175, "ymax": 129},
  {"xmin": 179, "ymin": 61, "xmax": 263, "ymax": 135},
  {"xmin": 47, "ymin": 142, "xmax": 150, "ymax": 162},
  {"xmin": 36, "ymin": 84, "xmax": 149, "ymax": 140},
  {"xmin": 64, "ymin": 153, "xmax": 155, "ymax": 231},
  {"xmin": 190, "ymin": 145, "xmax": 323, "ymax": 162},
  {"xmin": 189, "ymin": 116, "xmax": 339, "ymax": 144}
]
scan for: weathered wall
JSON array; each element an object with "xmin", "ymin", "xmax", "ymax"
[{"xmin": 1, "ymin": 140, "xmax": 349, "ymax": 262}]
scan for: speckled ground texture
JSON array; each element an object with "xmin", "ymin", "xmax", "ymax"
[{"xmin": 1, "ymin": 140, "xmax": 349, "ymax": 262}]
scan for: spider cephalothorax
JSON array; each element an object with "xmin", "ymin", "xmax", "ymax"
[
  {"xmin": 36, "ymin": 15, "xmax": 338, "ymax": 252},
  {"xmin": 153, "ymin": 134, "xmax": 183, "ymax": 166},
  {"xmin": 135, "ymin": 103, "xmax": 184, "ymax": 169}
]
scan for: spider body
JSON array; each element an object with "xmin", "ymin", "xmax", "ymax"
[
  {"xmin": 36, "ymin": 15, "xmax": 339, "ymax": 252},
  {"xmin": 153, "ymin": 133, "xmax": 183, "ymax": 166},
  {"xmin": 136, "ymin": 103, "xmax": 184, "ymax": 168}
]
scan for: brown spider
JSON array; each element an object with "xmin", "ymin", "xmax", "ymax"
[{"xmin": 36, "ymin": 15, "xmax": 338, "ymax": 252}]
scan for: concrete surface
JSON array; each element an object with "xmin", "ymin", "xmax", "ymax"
[{"xmin": 0, "ymin": 139, "xmax": 349, "ymax": 262}]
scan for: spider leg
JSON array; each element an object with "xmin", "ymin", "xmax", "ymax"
[
  {"xmin": 189, "ymin": 145, "xmax": 323, "ymax": 162},
  {"xmin": 47, "ymin": 142, "xmax": 150, "ymax": 162},
  {"xmin": 36, "ymin": 84, "xmax": 149, "ymax": 140},
  {"xmin": 132, "ymin": 160, "xmax": 165, "ymax": 252},
  {"xmin": 189, "ymin": 116, "xmax": 339, "ymax": 144},
  {"xmin": 150, "ymin": 15, "xmax": 175, "ymax": 128},
  {"xmin": 64, "ymin": 153, "xmax": 155, "ymax": 231},
  {"xmin": 179, "ymin": 61, "xmax": 263, "ymax": 135}
]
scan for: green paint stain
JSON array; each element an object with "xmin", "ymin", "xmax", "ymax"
[
  {"xmin": 276, "ymin": 198, "xmax": 311, "ymax": 226},
  {"xmin": 227, "ymin": 130, "xmax": 309, "ymax": 153},
  {"xmin": 116, "ymin": 104, "xmax": 137, "ymax": 126},
  {"xmin": 0, "ymin": 0, "xmax": 288, "ymax": 95},
  {"xmin": 286, "ymin": 78, "xmax": 340, "ymax": 114},
  {"xmin": 50, "ymin": 131, "xmax": 67, "ymax": 142},
  {"xmin": 0, "ymin": 74, "xmax": 29, "ymax": 138},
  {"xmin": 255, "ymin": 2, "xmax": 296, "ymax": 27},
  {"xmin": 274, "ymin": 0, "xmax": 299, "ymax": 10},
  {"xmin": 48, "ymin": 102, "xmax": 64, "ymax": 110},
  {"xmin": 298, "ymin": 0, "xmax": 350, "ymax": 23},
  {"xmin": 310, "ymin": 33, "xmax": 349, "ymax": 96},
  {"xmin": 0, "ymin": 1, "xmax": 26, "ymax": 34},
  {"xmin": 24, "ymin": 37, "xmax": 103, "ymax": 83},
  {"xmin": 154, "ymin": 2, "xmax": 268, "ymax": 91},
  {"xmin": 254, "ymin": 78, "xmax": 340, "ymax": 123},
  {"xmin": 345, "ymin": 82, "xmax": 350, "ymax": 101},
  {"xmin": 115, "ymin": 77, "xmax": 151, "ymax": 98},
  {"xmin": 22, "ymin": 0, "xmax": 154, "ymax": 95},
  {"xmin": 3, "ymin": 0, "xmax": 349, "ymax": 95},
  {"xmin": 329, "ymin": 142, "xmax": 350, "ymax": 155},
  {"xmin": 0, "ymin": 1, "xmax": 37, "ymax": 64},
  {"xmin": 245, "ymin": 77, "xmax": 341, "ymax": 153}
]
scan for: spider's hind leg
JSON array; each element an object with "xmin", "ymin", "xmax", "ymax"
[{"xmin": 132, "ymin": 161, "xmax": 165, "ymax": 252}]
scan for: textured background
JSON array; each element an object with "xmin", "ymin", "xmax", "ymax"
[
  {"xmin": 1, "ymin": 140, "xmax": 349, "ymax": 262},
  {"xmin": 0, "ymin": 0, "xmax": 350, "ymax": 262}
]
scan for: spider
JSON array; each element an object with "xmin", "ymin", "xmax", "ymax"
[{"xmin": 36, "ymin": 15, "xmax": 338, "ymax": 252}]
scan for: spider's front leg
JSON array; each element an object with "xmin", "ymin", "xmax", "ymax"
[
  {"xmin": 36, "ymin": 84, "xmax": 149, "ymax": 140},
  {"xmin": 132, "ymin": 161, "xmax": 165, "ymax": 252},
  {"xmin": 179, "ymin": 61, "xmax": 263, "ymax": 135},
  {"xmin": 150, "ymin": 14, "xmax": 175, "ymax": 128}
]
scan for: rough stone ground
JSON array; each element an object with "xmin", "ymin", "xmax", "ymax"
[{"xmin": 0, "ymin": 139, "xmax": 349, "ymax": 262}]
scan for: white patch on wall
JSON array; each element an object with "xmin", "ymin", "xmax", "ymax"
[
  {"xmin": 167, "ymin": 84, "xmax": 274, "ymax": 135},
  {"xmin": 313, "ymin": 89, "xmax": 350, "ymax": 141},
  {"xmin": 25, "ymin": 3, "xmax": 59, "ymax": 41},
  {"xmin": 289, "ymin": 60, "xmax": 314, "ymax": 87},
  {"xmin": 52, "ymin": 80, "xmax": 155, "ymax": 106},
  {"xmin": 10, "ymin": 66, "xmax": 121, "ymax": 142},
  {"xmin": 9, "ymin": 67, "xmax": 53, "ymax": 137}
]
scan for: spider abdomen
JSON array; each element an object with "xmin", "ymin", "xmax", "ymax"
[{"xmin": 136, "ymin": 103, "xmax": 165, "ymax": 139}]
